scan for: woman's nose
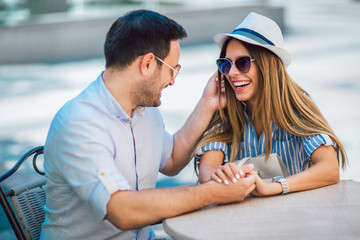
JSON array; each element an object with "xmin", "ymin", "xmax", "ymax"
[{"xmin": 228, "ymin": 62, "xmax": 240, "ymax": 75}]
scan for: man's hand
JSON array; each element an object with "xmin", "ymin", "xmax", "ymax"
[
  {"xmin": 209, "ymin": 172, "xmax": 256, "ymax": 204},
  {"xmin": 201, "ymin": 72, "xmax": 226, "ymax": 113}
]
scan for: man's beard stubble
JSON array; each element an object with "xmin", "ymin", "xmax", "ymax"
[{"xmin": 132, "ymin": 74, "xmax": 162, "ymax": 108}]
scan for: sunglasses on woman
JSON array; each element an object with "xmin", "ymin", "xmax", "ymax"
[{"xmin": 216, "ymin": 56, "xmax": 255, "ymax": 75}]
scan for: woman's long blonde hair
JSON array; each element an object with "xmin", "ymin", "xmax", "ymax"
[{"xmin": 193, "ymin": 38, "xmax": 346, "ymax": 173}]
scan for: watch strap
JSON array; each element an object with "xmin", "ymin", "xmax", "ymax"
[{"xmin": 272, "ymin": 176, "xmax": 289, "ymax": 194}]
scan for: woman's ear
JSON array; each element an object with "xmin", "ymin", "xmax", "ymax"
[{"xmin": 139, "ymin": 53, "xmax": 157, "ymax": 77}]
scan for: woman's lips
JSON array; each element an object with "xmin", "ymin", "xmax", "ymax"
[{"xmin": 232, "ymin": 80, "xmax": 251, "ymax": 90}]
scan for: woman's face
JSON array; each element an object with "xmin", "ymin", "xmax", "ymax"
[{"xmin": 224, "ymin": 39, "xmax": 259, "ymax": 107}]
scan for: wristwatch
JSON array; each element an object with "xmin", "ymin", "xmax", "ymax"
[{"xmin": 272, "ymin": 176, "xmax": 289, "ymax": 194}]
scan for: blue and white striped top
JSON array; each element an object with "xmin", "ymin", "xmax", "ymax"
[{"xmin": 195, "ymin": 109, "xmax": 336, "ymax": 175}]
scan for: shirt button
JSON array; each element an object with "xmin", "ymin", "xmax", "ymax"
[{"xmin": 126, "ymin": 119, "xmax": 131, "ymax": 124}]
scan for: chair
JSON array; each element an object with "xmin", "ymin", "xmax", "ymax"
[{"xmin": 0, "ymin": 146, "xmax": 46, "ymax": 240}]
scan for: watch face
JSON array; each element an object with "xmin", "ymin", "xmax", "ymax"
[{"xmin": 273, "ymin": 176, "xmax": 284, "ymax": 181}]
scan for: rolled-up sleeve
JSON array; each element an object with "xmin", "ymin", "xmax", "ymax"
[
  {"xmin": 194, "ymin": 142, "xmax": 228, "ymax": 164},
  {"xmin": 302, "ymin": 134, "xmax": 337, "ymax": 160},
  {"xmin": 90, "ymin": 171, "xmax": 132, "ymax": 219}
]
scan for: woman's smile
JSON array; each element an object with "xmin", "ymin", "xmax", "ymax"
[{"xmin": 231, "ymin": 80, "xmax": 251, "ymax": 91}]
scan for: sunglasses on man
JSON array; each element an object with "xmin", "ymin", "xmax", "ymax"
[{"xmin": 216, "ymin": 56, "xmax": 255, "ymax": 75}]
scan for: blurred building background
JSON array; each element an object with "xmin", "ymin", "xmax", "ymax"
[
  {"xmin": 1, "ymin": 0, "xmax": 360, "ymax": 238},
  {"xmin": 0, "ymin": 0, "xmax": 284, "ymax": 63}
]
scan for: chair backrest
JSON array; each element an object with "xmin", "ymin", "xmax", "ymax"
[
  {"xmin": 0, "ymin": 146, "xmax": 45, "ymax": 240},
  {"xmin": 8, "ymin": 179, "xmax": 46, "ymax": 240}
]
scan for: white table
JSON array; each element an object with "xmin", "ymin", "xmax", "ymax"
[{"xmin": 163, "ymin": 180, "xmax": 360, "ymax": 240}]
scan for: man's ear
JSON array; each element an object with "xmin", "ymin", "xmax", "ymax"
[{"xmin": 139, "ymin": 53, "xmax": 157, "ymax": 77}]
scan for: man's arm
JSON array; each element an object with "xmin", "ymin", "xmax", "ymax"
[
  {"xmin": 161, "ymin": 73, "xmax": 225, "ymax": 176},
  {"xmin": 106, "ymin": 165, "xmax": 255, "ymax": 230}
]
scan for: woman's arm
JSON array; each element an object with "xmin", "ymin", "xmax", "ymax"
[
  {"xmin": 251, "ymin": 145, "xmax": 339, "ymax": 196},
  {"xmin": 198, "ymin": 150, "xmax": 225, "ymax": 184},
  {"xmin": 212, "ymin": 145, "xmax": 340, "ymax": 196},
  {"xmin": 287, "ymin": 145, "xmax": 339, "ymax": 191}
]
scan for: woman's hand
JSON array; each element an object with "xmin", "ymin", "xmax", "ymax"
[
  {"xmin": 201, "ymin": 72, "xmax": 226, "ymax": 112},
  {"xmin": 249, "ymin": 171, "xmax": 283, "ymax": 196},
  {"xmin": 210, "ymin": 162, "xmax": 254, "ymax": 184}
]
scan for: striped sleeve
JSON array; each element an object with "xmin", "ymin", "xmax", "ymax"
[
  {"xmin": 194, "ymin": 142, "xmax": 228, "ymax": 164},
  {"xmin": 302, "ymin": 134, "xmax": 336, "ymax": 159}
]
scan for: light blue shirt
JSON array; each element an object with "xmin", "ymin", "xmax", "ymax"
[
  {"xmin": 41, "ymin": 73, "xmax": 173, "ymax": 240},
  {"xmin": 196, "ymin": 106, "xmax": 336, "ymax": 175}
]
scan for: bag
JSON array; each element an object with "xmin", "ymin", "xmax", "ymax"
[{"xmin": 236, "ymin": 153, "xmax": 290, "ymax": 181}]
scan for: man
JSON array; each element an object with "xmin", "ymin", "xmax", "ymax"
[{"xmin": 41, "ymin": 9, "xmax": 255, "ymax": 239}]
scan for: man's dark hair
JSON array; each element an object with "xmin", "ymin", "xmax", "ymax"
[{"xmin": 104, "ymin": 9, "xmax": 187, "ymax": 69}]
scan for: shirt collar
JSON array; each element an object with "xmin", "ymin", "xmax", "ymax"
[
  {"xmin": 97, "ymin": 72, "xmax": 146, "ymax": 121},
  {"xmin": 135, "ymin": 106, "xmax": 146, "ymax": 115}
]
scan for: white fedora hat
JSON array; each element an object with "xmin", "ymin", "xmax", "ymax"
[{"xmin": 214, "ymin": 12, "xmax": 291, "ymax": 68}]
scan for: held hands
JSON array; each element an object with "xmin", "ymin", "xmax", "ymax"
[
  {"xmin": 208, "ymin": 163, "xmax": 256, "ymax": 204},
  {"xmin": 212, "ymin": 163, "xmax": 283, "ymax": 196},
  {"xmin": 211, "ymin": 163, "xmax": 254, "ymax": 184},
  {"xmin": 201, "ymin": 72, "xmax": 226, "ymax": 113}
]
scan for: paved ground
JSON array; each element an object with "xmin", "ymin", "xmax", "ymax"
[{"xmin": 0, "ymin": 0, "xmax": 359, "ymax": 238}]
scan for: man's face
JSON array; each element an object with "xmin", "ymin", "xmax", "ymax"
[{"xmin": 136, "ymin": 40, "xmax": 181, "ymax": 107}]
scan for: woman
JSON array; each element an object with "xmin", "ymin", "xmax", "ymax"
[{"xmin": 193, "ymin": 12, "xmax": 346, "ymax": 196}]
